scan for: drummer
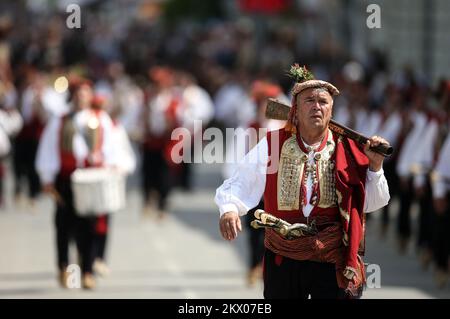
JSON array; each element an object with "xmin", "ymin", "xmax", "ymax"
[{"xmin": 35, "ymin": 76, "xmax": 117, "ymax": 289}]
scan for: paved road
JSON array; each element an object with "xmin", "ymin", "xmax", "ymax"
[{"xmin": 0, "ymin": 161, "xmax": 449, "ymax": 299}]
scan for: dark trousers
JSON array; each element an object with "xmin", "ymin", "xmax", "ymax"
[
  {"xmin": 263, "ymin": 249, "xmax": 345, "ymax": 299},
  {"xmin": 142, "ymin": 149, "xmax": 171, "ymax": 210},
  {"xmin": 397, "ymin": 178, "xmax": 413, "ymax": 240},
  {"xmin": 55, "ymin": 205, "xmax": 78, "ymax": 271},
  {"xmin": 246, "ymin": 201, "xmax": 265, "ymax": 269},
  {"xmin": 382, "ymin": 160, "xmax": 399, "ymax": 227},
  {"xmin": 179, "ymin": 162, "xmax": 192, "ymax": 191},
  {"xmin": 13, "ymin": 139, "xmax": 41, "ymax": 198},
  {"xmin": 432, "ymin": 194, "xmax": 450, "ymax": 270},
  {"xmin": 417, "ymin": 178, "xmax": 433, "ymax": 250},
  {"xmin": 54, "ymin": 175, "xmax": 95, "ymax": 275},
  {"xmin": 76, "ymin": 216, "xmax": 96, "ymax": 274},
  {"xmin": 94, "ymin": 215, "xmax": 110, "ymax": 261},
  {"xmin": 54, "ymin": 175, "xmax": 79, "ymax": 272}
]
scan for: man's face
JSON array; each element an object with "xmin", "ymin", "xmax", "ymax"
[{"xmin": 296, "ymin": 87, "xmax": 333, "ymax": 133}]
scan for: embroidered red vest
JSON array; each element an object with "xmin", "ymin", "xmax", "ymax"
[{"xmin": 264, "ymin": 128, "xmax": 369, "ymax": 271}]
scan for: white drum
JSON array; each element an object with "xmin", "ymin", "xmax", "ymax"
[{"xmin": 71, "ymin": 167, "xmax": 126, "ymax": 216}]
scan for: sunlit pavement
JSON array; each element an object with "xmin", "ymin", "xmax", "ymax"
[{"xmin": 0, "ymin": 161, "xmax": 448, "ymax": 299}]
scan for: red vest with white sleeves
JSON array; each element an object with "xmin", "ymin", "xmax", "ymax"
[{"xmin": 264, "ymin": 128, "xmax": 369, "ymax": 272}]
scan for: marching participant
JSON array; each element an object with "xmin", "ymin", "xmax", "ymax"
[
  {"xmin": 223, "ymin": 79, "xmax": 287, "ymax": 287},
  {"xmin": 14, "ymin": 71, "xmax": 47, "ymax": 207},
  {"xmin": 215, "ymin": 64, "xmax": 390, "ymax": 298},
  {"xmin": 176, "ymin": 71, "xmax": 214, "ymax": 191},
  {"xmin": 431, "ymin": 82, "xmax": 450, "ymax": 288},
  {"xmin": 36, "ymin": 77, "xmax": 117, "ymax": 289},
  {"xmin": 377, "ymin": 85, "xmax": 408, "ymax": 237},
  {"xmin": 409, "ymin": 99, "xmax": 445, "ymax": 269},
  {"xmin": 0, "ymin": 81, "xmax": 23, "ymax": 207},
  {"xmin": 395, "ymin": 89, "xmax": 428, "ymax": 253},
  {"xmin": 141, "ymin": 66, "xmax": 180, "ymax": 219},
  {"xmin": 36, "ymin": 77, "xmax": 94, "ymax": 288},
  {"xmin": 432, "ymin": 131, "xmax": 450, "ymax": 288},
  {"xmin": 244, "ymin": 80, "xmax": 287, "ymax": 286}
]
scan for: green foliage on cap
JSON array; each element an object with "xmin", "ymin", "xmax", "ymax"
[{"xmin": 287, "ymin": 64, "xmax": 315, "ymax": 82}]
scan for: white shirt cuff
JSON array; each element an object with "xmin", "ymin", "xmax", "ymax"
[
  {"xmin": 39, "ymin": 172, "xmax": 56, "ymax": 186},
  {"xmin": 367, "ymin": 167, "xmax": 384, "ymax": 180},
  {"xmin": 219, "ymin": 203, "xmax": 240, "ymax": 217}
]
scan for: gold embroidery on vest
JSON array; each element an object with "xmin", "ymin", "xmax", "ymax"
[
  {"xmin": 278, "ymin": 130, "xmax": 339, "ymax": 211},
  {"xmin": 317, "ymin": 133, "xmax": 337, "ymax": 208},
  {"xmin": 277, "ymin": 135, "xmax": 305, "ymax": 210}
]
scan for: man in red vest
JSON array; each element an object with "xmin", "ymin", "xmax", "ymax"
[{"xmin": 215, "ymin": 65, "xmax": 390, "ymax": 298}]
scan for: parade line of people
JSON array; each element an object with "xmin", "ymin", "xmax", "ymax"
[{"xmin": 1, "ymin": 60, "xmax": 449, "ymax": 292}]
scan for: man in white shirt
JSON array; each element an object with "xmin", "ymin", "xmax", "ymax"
[
  {"xmin": 431, "ymin": 85, "xmax": 450, "ymax": 289},
  {"xmin": 36, "ymin": 78, "xmax": 116, "ymax": 290},
  {"xmin": 432, "ymin": 130, "xmax": 450, "ymax": 288},
  {"xmin": 215, "ymin": 65, "xmax": 390, "ymax": 299},
  {"xmin": 395, "ymin": 90, "xmax": 429, "ymax": 254}
]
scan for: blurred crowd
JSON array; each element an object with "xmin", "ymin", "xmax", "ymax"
[{"xmin": 0, "ymin": 1, "xmax": 449, "ymax": 290}]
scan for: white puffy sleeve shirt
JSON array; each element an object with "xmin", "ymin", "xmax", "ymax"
[
  {"xmin": 433, "ymin": 132, "xmax": 450, "ymax": 199},
  {"xmin": 35, "ymin": 115, "xmax": 89, "ymax": 185}
]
